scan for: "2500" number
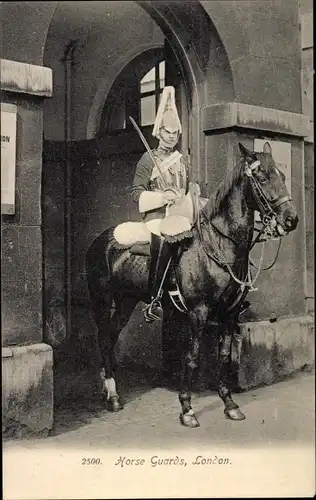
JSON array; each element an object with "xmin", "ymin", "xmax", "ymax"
[{"xmin": 81, "ymin": 458, "xmax": 102, "ymax": 465}]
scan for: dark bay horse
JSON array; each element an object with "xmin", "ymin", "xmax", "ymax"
[{"xmin": 86, "ymin": 142, "xmax": 298, "ymax": 428}]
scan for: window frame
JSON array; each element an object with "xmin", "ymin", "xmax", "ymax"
[
  {"xmin": 140, "ymin": 59, "xmax": 165, "ymax": 126},
  {"xmin": 98, "ymin": 48, "xmax": 165, "ymax": 135}
]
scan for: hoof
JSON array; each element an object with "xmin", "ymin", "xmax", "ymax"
[
  {"xmin": 107, "ymin": 396, "xmax": 123, "ymax": 412},
  {"xmin": 224, "ymin": 407, "xmax": 246, "ymax": 421},
  {"xmin": 179, "ymin": 411, "xmax": 200, "ymax": 428}
]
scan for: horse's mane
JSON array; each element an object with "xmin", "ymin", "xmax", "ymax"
[{"xmin": 204, "ymin": 159, "xmax": 245, "ymax": 219}]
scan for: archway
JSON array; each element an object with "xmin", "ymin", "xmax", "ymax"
[
  {"xmin": 41, "ymin": 0, "xmax": 234, "ymax": 410},
  {"xmin": 1, "ymin": 0, "xmax": 310, "ymax": 439}
]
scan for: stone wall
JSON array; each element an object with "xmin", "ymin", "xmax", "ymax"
[
  {"xmin": 1, "ymin": 59, "xmax": 54, "ymax": 437},
  {"xmin": 202, "ymin": 110, "xmax": 308, "ymax": 321},
  {"xmin": 1, "ymin": 63, "xmax": 49, "ymax": 347},
  {"xmin": 201, "ymin": 0, "xmax": 302, "ymax": 112},
  {"xmin": 1, "ymin": 2, "xmax": 313, "ymax": 427},
  {"xmin": 43, "ymin": 2, "xmax": 165, "ymax": 141},
  {"xmin": 299, "ymin": 0, "xmax": 314, "ymax": 312},
  {"xmin": 304, "ymin": 142, "xmax": 314, "ymax": 312},
  {"xmin": 42, "ymin": 142, "xmax": 67, "ymax": 352},
  {"xmin": 42, "ymin": 127, "xmax": 160, "ymax": 369}
]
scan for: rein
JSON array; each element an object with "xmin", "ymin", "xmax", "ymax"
[
  {"xmin": 200, "ymin": 223, "xmax": 263, "ymax": 293},
  {"xmin": 250, "ymin": 237, "xmax": 282, "ymax": 271}
]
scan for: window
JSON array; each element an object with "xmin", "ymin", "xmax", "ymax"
[
  {"xmin": 140, "ymin": 61, "xmax": 165, "ymax": 126},
  {"xmin": 99, "ymin": 48, "xmax": 165, "ymax": 134}
]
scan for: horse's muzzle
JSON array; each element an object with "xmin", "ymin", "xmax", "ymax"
[
  {"xmin": 284, "ymin": 213, "xmax": 299, "ymax": 232},
  {"xmin": 275, "ymin": 212, "xmax": 298, "ymax": 237}
]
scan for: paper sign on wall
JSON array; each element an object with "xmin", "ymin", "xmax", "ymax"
[{"xmin": 1, "ymin": 103, "xmax": 17, "ymax": 214}]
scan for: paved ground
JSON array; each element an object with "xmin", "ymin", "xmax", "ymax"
[
  {"xmin": 4, "ymin": 370, "xmax": 315, "ymax": 449},
  {"xmin": 3, "ymin": 370, "xmax": 315, "ymax": 499}
]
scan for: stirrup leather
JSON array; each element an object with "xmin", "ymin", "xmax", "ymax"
[{"xmin": 144, "ymin": 231, "xmax": 172, "ymax": 323}]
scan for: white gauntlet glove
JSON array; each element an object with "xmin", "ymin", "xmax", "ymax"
[{"xmin": 139, "ymin": 191, "xmax": 166, "ymax": 213}]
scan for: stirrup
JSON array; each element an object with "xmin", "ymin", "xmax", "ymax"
[{"xmin": 143, "ymin": 299, "xmax": 163, "ymax": 323}]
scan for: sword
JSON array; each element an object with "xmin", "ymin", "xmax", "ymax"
[{"xmin": 129, "ymin": 116, "xmax": 169, "ymax": 191}]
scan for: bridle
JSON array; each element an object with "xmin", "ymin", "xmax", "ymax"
[
  {"xmin": 244, "ymin": 159, "xmax": 292, "ymax": 248},
  {"xmin": 197, "ymin": 157, "xmax": 292, "ymax": 297}
]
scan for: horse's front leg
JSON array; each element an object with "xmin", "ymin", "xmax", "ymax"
[
  {"xmin": 218, "ymin": 321, "xmax": 245, "ymax": 420},
  {"xmin": 179, "ymin": 303, "xmax": 208, "ymax": 428}
]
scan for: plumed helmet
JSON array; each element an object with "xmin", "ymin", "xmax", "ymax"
[{"xmin": 152, "ymin": 86, "xmax": 182, "ymax": 138}]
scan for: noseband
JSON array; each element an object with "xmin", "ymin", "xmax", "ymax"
[{"xmin": 245, "ymin": 159, "xmax": 291, "ymax": 226}]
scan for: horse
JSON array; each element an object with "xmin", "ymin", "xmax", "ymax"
[{"xmin": 85, "ymin": 142, "xmax": 298, "ymax": 428}]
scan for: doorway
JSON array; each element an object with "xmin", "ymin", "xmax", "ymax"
[
  {"xmin": 68, "ymin": 40, "xmax": 190, "ymax": 370},
  {"xmin": 42, "ymin": 3, "xmax": 192, "ymax": 410}
]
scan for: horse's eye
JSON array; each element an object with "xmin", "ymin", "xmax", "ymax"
[{"xmin": 257, "ymin": 173, "xmax": 269, "ymax": 184}]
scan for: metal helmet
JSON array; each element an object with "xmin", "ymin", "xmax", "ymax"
[{"xmin": 152, "ymin": 86, "xmax": 182, "ymax": 138}]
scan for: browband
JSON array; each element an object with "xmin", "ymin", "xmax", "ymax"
[{"xmin": 248, "ymin": 160, "xmax": 261, "ymax": 171}]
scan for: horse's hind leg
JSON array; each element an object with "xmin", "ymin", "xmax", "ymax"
[
  {"xmin": 218, "ymin": 321, "xmax": 245, "ymax": 421},
  {"xmin": 92, "ymin": 293, "xmax": 121, "ymax": 411},
  {"xmin": 93, "ymin": 293, "xmax": 136, "ymax": 412},
  {"xmin": 178, "ymin": 304, "xmax": 208, "ymax": 428}
]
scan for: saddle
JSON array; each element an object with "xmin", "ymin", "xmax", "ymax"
[
  {"xmin": 114, "ymin": 183, "xmax": 207, "ymax": 247},
  {"xmin": 113, "ymin": 184, "xmax": 208, "ymax": 313},
  {"xmin": 129, "ymin": 242, "xmax": 151, "ymax": 257},
  {"xmin": 124, "ymin": 183, "xmax": 206, "ymax": 256}
]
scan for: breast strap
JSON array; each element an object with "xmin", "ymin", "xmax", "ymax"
[{"xmin": 150, "ymin": 151, "xmax": 183, "ymax": 181}]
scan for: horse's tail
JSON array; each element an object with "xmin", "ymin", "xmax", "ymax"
[{"xmin": 85, "ymin": 227, "xmax": 115, "ymax": 301}]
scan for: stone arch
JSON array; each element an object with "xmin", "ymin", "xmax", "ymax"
[
  {"xmin": 135, "ymin": 0, "xmax": 235, "ymax": 177},
  {"xmin": 85, "ymin": 3, "xmax": 206, "ymax": 141},
  {"xmin": 82, "ymin": 0, "xmax": 236, "ymax": 176},
  {"xmin": 2, "ymin": 1, "xmax": 300, "ymax": 115},
  {"xmin": 1, "ymin": 2, "xmax": 58, "ymax": 65},
  {"xmin": 1, "ymin": 1, "xmax": 239, "ymax": 114},
  {"xmin": 86, "ymin": 42, "xmax": 164, "ymax": 139},
  {"xmin": 1, "ymin": 1, "xmax": 237, "ymax": 100},
  {"xmin": 138, "ymin": 1, "xmax": 236, "ymax": 103},
  {"xmin": 3, "ymin": 1, "xmax": 235, "ymax": 147}
]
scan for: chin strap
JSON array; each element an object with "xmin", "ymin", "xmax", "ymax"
[{"xmin": 157, "ymin": 143, "xmax": 174, "ymax": 153}]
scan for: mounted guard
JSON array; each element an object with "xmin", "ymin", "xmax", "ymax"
[
  {"xmin": 114, "ymin": 86, "xmax": 206, "ymax": 322},
  {"xmin": 87, "ymin": 134, "xmax": 298, "ymax": 425}
]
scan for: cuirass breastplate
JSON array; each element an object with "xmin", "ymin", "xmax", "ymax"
[{"xmin": 149, "ymin": 150, "xmax": 188, "ymax": 194}]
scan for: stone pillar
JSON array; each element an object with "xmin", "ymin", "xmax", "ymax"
[
  {"xmin": 300, "ymin": 5, "xmax": 314, "ymax": 312},
  {"xmin": 1, "ymin": 59, "xmax": 54, "ymax": 438},
  {"xmin": 203, "ymin": 102, "xmax": 310, "ymax": 320},
  {"xmin": 200, "ymin": 102, "xmax": 314, "ymax": 389}
]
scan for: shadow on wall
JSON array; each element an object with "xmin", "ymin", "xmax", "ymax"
[{"xmin": 42, "ymin": 129, "xmax": 158, "ymax": 369}]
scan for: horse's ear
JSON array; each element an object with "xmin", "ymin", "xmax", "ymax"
[
  {"xmin": 263, "ymin": 142, "xmax": 272, "ymax": 155},
  {"xmin": 239, "ymin": 143, "xmax": 256, "ymax": 161}
]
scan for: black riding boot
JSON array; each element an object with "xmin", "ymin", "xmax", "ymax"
[{"xmin": 144, "ymin": 234, "xmax": 172, "ymax": 323}]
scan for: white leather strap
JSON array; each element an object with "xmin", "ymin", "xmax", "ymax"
[
  {"xmin": 245, "ymin": 159, "xmax": 261, "ymax": 177},
  {"xmin": 249, "ymin": 160, "xmax": 261, "ymax": 171},
  {"xmin": 150, "ymin": 151, "xmax": 182, "ymax": 181}
]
